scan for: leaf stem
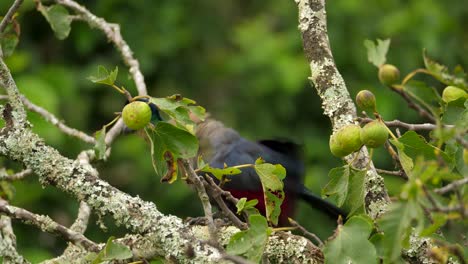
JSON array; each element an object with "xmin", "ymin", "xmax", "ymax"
[
  {"xmin": 401, "ymin": 68, "xmax": 433, "ymax": 85},
  {"xmin": 102, "ymin": 115, "xmax": 120, "ymax": 130}
]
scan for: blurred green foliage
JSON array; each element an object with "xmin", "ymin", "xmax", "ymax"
[{"xmin": 0, "ymin": 0, "xmax": 467, "ymax": 261}]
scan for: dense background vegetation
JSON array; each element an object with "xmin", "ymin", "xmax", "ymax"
[{"xmin": 1, "ymin": 0, "xmax": 467, "ymax": 261}]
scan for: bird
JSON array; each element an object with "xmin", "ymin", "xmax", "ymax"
[
  {"xmin": 121, "ymin": 99, "xmax": 346, "ymax": 225},
  {"xmin": 194, "ymin": 117, "xmax": 346, "ymax": 225}
]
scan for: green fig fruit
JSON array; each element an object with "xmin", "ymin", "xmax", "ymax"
[
  {"xmin": 122, "ymin": 101, "xmax": 152, "ymax": 130},
  {"xmin": 378, "ymin": 64, "xmax": 400, "ymax": 86},
  {"xmin": 356, "ymin": 90, "xmax": 377, "ymax": 113},
  {"xmin": 360, "ymin": 120, "xmax": 389, "ymax": 148},
  {"xmin": 329, "ymin": 124, "xmax": 363, "ymax": 157},
  {"xmin": 441, "ymin": 86, "xmax": 467, "ymax": 104}
]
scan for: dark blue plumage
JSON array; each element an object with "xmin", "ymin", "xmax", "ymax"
[{"xmin": 195, "ymin": 118, "xmax": 346, "ymax": 223}]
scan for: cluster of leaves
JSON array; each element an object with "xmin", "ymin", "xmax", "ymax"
[
  {"xmin": 322, "ymin": 39, "xmax": 467, "ymax": 263},
  {"xmin": 89, "ymin": 65, "xmax": 288, "ymax": 262}
]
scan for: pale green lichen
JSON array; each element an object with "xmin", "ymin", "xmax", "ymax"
[
  {"xmin": 404, "ymin": 232, "xmax": 436, "ymax": 264},
  {"xmin": 265, "ymin": 232, "xmax": 321, "ymax": 264}
]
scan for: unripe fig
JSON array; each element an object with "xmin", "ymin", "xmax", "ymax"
[
  {"xmin": 378, "ymin": 64, "xmax": 400, "ymax": 86},
  {"xmin": 122, "ymin": 101, "xmax": 152, "ymax": 130},
  {"xmin": 360, "ymin": 120, "xmax": 388, "ymax": 148},
  {"xmin": 356, "ymin": 90, "xmax": 377, "ymax": 113},
  {"xmin": 441, "ymin": 86, "xmax": 467, "ymax": 104},
  {"xmin": 329, "ymin": 124, "xmax": 363, "ymax": 157}
]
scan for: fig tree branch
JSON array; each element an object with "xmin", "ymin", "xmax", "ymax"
[
  {"xmin": 203, "ymin": 173, "xmax": 248, "ymax": 230},
  {"xmin": 358, "ymin": 117, "xmax": 439, "ymax": 131},
  {"xmin": 0, "ymin": 212, "xmax": 29, "ymax": 264},
  {"xmin": 20, "ymin": 95, "xmax": 96, "ymax": 144},
  {"xmin": 294, "ymin": 0, "xmax": 389, "ymax": 218},
  {"xmin": 53, "ymin": 0, "xmax": 147, "ymax": 96},
  {"xmin": 390, "ymin": 87, "xmax": 436, "ymax": 122},
  {"xmin": 0, "ymin": 200, "xmax": 100, "ymax": 252},
  {"xmin": 434, "ymin": 177, "xmax": 468, "ymax": 195},
  {"xmin": 0, "ymin": 55, "xmax": 324, "ymax": 262},
  {"xmin": 0, "ymin": 0, "xmax": 23, "ymax": 34},
  {"xmin": 0, "ymin": 168, "xmax": 32, "ymax": 181},
  {"xmin": 179, "ymin": 159, "xmax": 219, "ymax": 246}
]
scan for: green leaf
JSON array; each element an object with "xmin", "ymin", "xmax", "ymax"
[
  {"xmin": 1, "ymin": 33, "xmax": 19, "ymax": 58},
  {"xmin": 88, "ymin": 66, "xmax": 118, "ymax": 86},
  {"xmin": 102, "ymin": 237, "xmax": 132, "ymax": 261},
  {"xmin": 254, "ymin": 163, "xmax": 286, "ymax": 189},
  {"xmin": 93, "ymin": 127, "xmax": 107, "ymax": 160},
  {"xmin": 343, "ymin": 168, "xmax": 366, "ymax": 215},
  {"xmin": 364, "ymin": 39, "xmax": 390, "ymax": 67},
  {"xmin": 423, "ymin": 50, "xmax": 467, "ymax": 89},
  {"xmin": 369, "ymin": 233, "xmax": 384, "ymax": 258},
  {"xmin": 378, "ymin": 201, "xmax": 424, "ymax": 263},
  {"xmin": 419, "ymin": 213, "xmax": 447, "ymax": 237},
  {"xmin": 91, "ymin": 236, "xmax": 132, "ymax": 264},
  {"xmin": 254, "ymin": 163, "xmax": 286, "ymax": 225},
  {"xmin": 236, "ymin": 198, "xmax": 258, "ymax": 214},
  {"xmin": 389, "ymin": 140, "xmax": 414, "ymax": 177},
  {"xmin": 227, "ymin": 214, "xmax": 271, "ymax": 262},
  {"xmin": 199, "ymin": 165, "xmax": 242, "ymax": 180},
  {"xmin": 152, "ymin": 122, "xmax": 198, "ymax": 158},
  {"xmin": 403, "ymin": 80, "xmax": 442, "ymax": 116},
  {"xmin": 146, "ymin": 122, "xmax": 198, "ymax": 182},
  {"xmin": 322, "ymin": 165, "xmax": 366, "ymax": 215},
  {"xmin": 145, "ymin": 127, "xmax": 168, "ymax": 179},
  {"xmin": 395, "ymin": 131, "xmax": 453, "ymax": 169},
  {"xmin": 441, "ymin": 99, "xmax": 467, "ymax": 128},
  {"xmin": 322, "ymin": 166, "xmax": 349, "ymax": 206},
  {"xmin": 323, "ymin": 215, "xmax": 377, "ymax": 264},
  {"xmin": 37, "ymin": 4, "xmax": 72, "ymax": 40},
  {"xmin": 150, "ymin": 95, "xmax": 206, "ymax": 131}
]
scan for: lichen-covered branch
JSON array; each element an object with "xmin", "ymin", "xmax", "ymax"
[
  {"xmin": 0, "ymin": 59, "xmax": 26, "ymax": 124},
  {"xmin": 42, "ymin": 227, "xmax": 323, "ymax": 263},
  {"xmin": 0, "ymin": 55, "xmax": 324, "ymax": 263},
  {"xmin": 294, "ymin": 0, "xmax": 389, "ymax": 218},
  {"xmin": 0, "ymin": 201, "xmax": 100, "ymax": 252},
  {"xmin": 0, "ymin": 215, "xmax": 29, "ymax": 264}
]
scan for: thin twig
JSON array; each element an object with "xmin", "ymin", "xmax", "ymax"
[
  {"xmin": 375, "ymin": 168, "xmax": 408, "ymax": 180},
  {"xmin": 0, "ymin": 201, "xmax": 100, "ymax": 252},
  {"xmin": 19, "ymin": 95, "xmax": 96, "ymax": 144},
  {"xmin": 391, "ymin": 87, "xmax": 436, "ymax": 122},
  {"xmin": 54, "ymin": 0, "xmax": 147, "ymax": 96},
  {"xmin": 70, "ymin": 201, "xmax": 91, "ymax": 234},
  {"xmin": 0, "ymin": 200, "xmax": 29, "ymax": 264},
  {"xmin": 53, "ymin": 0, "xmax": 149, "ymax": 144},
  {"xmin": 358, "ymin": 117, "xmax": 440, "ymax": 131},
  {"xmin": 179, "ymin": 159, "xmax": 219, "ymax": 246},
  {"xmin": 0, "ymin": 0, "xmax": 24, "ymax": 34},
  {"xmin": 422, "ymin": 185, "xmax": 441, "ymax": 211},
  {"xmin": 288, "ymin": 218, "xmax": 323, "ymax": 247},
  {"xmin": 0, "ymin": 168, "xmax": 32, "ymax": 181},
  {"xmin": 434, "ymin": 177, "xmax": 468, "ymax": 194},
  {"xmin": 203, "ymin": 174, "xmax": 248, "ymax": 230}
]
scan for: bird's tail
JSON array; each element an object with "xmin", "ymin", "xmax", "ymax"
[{"xmin": 298, "ymin": 186, "xmax": 347, "ymax": 219}]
